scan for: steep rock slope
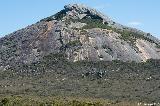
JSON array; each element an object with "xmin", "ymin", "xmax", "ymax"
[{"xmin": 0, "ymin": 4, "xmax": 160, "ymax": 68}]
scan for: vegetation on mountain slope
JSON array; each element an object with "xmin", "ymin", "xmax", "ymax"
[
  {"xmin": 0, "ymin": 53, "xmax": 160, "ymax": 104},
  {"xmin": 75, "ymin": 17, "xmax": 158, "ymax": 45}
]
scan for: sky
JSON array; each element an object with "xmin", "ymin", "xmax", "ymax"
[{"xmin": 0, "ymin": 0, "xmax": 160, "ymax": 38}]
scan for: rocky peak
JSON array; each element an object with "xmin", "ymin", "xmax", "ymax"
[
  {"xmin": 64, "ymin": 4, "xmax": 91, "ymax": 12},
  {"xmin": 41, "ymin": 4, "xmax": 112, "ymax": 23},
  {"xmin": 42, "ymin": 4, "xmax": 160, "ymax": 45},
  {"xmin": 64, "ymin": 4, "xmax": 111, "ymax": 21}
]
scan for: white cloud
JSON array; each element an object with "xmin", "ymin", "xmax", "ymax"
[{"xmin": 128, "ymin": 21, "xmax": 142, "ymax": 26}]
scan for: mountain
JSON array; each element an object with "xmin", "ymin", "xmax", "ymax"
[
  {"xmin": 0, "ymin": 4, "xmax": 160, "ymax": 68},
  {"xmin": 0, "ymin": 4, "xmax": 160, "ymax": 104}
]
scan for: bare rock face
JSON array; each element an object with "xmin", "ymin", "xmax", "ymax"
[
  {"xmin": 0, "ymin": 4, "xmax": 160, "ymax": 67},
  {"xmin": 64, "ymin": 4, "xmax": 111, "ymax": 21}
]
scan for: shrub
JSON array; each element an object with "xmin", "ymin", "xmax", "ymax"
[
  {"xmin": 54, "ymin": 9, "xmax": 67, "ymax": 20},
  {"xmin": 66, "ymin": 40, "xmax": 82, "ymax": 48},
  {"xmin": 79, "ymin": 17, "xmax": 112, "ymax": 29},
  {"xmin": 156, "ymin": 44, "xmax": 160, "ymax": 48},
  {"xmin": 1, "ymin": 98, "xmax": 9, "ymax": 105}
]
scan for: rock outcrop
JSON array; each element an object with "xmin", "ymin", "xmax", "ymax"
[{"xmin": 0, "ymin": 4, "xmax": 160, "ymax": 68}]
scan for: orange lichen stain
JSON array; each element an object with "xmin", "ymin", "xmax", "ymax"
[
  {"xmin": 40, "ymin": 21, "xmax": 54, "ymax": 39},
  {"xmin": 28, "ymin": 21, "xmax": 54, "ymax": 48}
]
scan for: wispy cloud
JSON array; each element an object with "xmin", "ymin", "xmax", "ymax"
[{"xmin": 128, "ymin": 21, "xmax": 142, "ymax": 26}]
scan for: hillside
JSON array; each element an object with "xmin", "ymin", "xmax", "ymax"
[
  {"xmin": 0, "ymin": 54, "xmax": 160, "ymax": 104},
  {"xmin": 0, "ymin": 4, "xmax": 160, "ymax": 105}
]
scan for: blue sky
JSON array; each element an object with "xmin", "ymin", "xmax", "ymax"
[{"xmin": 0, "ymin": 0, "xmax": 160, "ymax": 38}]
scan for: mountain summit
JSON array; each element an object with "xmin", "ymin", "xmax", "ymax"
[{"xmin": 0, "ymin": 4, "xmax": 160, "ymax": 67}]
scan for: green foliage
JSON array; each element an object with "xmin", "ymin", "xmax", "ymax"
[
  {"xmin": 80, "ymin": 29, "xmax": 88, "ymax": 35},
  {"xmin": 0, "ymin": 97, "xmax": 109, "ymax": 106},
  {"xmin": 73, "ymin": 16, "xmax": 156, "ymax": 45},
  {"xmin": 119, "ymin": 29, "xmax": 154, "ymax": 45},
  {"xmin": 79, "ymin": 17, "xmax": 112, "ymax": 29},
  {"xmin": 0, "ymin": 98, "xmax": 9, "ymax": 106},
  {"xmin": 156, "ymin": 44, "xmax": 160, "ymax": 48},
  {"xmin": 40, "ymin": 16, "xmax": 54, "ymax": 22},
  {"xmin": 119, "ymin": 30, "xmax": 136, "ymax": 42},
  {"xmin": 1, "ymin": 58, "xmax": 160, "ymax": 104},
  {"xmin": 66, "ymin": 40, "xmax": 82, "ymax": 48},
  {"xmin": 0, "ymin": 38, "xmax": 17, "ymax": 60},
  {"xmin": 54, "ymin": 9, "xmax": 67, "ymax": 21},
  {"xmin": 39, "ymin": 53, "xmax": 68, "ymax": 68},
  {"xmin": 40, "ymin": 9, "xmax": 67, "ymax": 22},
  {"xmin": 43, "ymin": 53, "xmax": 66, "ymax": 61}
]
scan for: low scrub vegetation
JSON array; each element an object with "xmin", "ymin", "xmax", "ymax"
[
  {"xmin": 0, "ymin": 96, "xmax": 142, "ymax": 106},
  {"xmin": 72, "ymin": 16, "xmax": 157, "ymax": 46},
  {"xmin": 0, "ymin": 53, "xmax": 160, "ymax": 104},
  {"xmin": 66, "ymin": 40, "xmax": 82, "ymax": 48}
]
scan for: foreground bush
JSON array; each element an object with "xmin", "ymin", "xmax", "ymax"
[{"xmin": 0, "ymin": 96, "xmax": 140, "ymax": 106}]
